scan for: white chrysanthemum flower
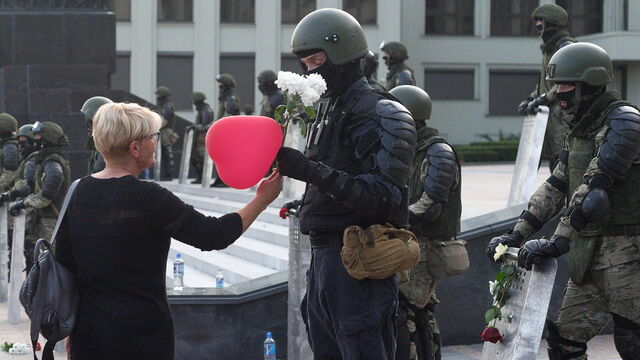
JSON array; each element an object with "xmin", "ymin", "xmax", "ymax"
[
  {"xmin": 493, "ymin": 243, "xmax": 509, "ymax": 262},
  {"xmin": 489, "ymin": 280, "xmax": 498, "ymax": 296},
  {"xmin": 300, "ymin": 87, "xmax": 321, "ymax": 107},
  {"xmin": 275, "ymin": 71, "xmax": 303, "ymax": 94},
  {"xmin": 305, "ymin": 73, "xmax": 327, "ymax": 96}
]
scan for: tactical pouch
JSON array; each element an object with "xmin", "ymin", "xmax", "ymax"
[
  {"xmin": 341, "ymin": 224, "xmax": 420, "ymax": 280},
  {"xmin": 569, "ymin": 236, "xmax": 599, "ymax": 284},
  {"xmin": 425, "ymin": 239, "xmax": 469, "ymax": 278}
]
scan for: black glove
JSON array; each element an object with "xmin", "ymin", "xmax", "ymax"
[
  {"xmin": 280, "ymin": 199, "xmax": 302, "ymax": 218},
  {"xmin": 8, "ymin": 200, "xmax": 25, "ymax": 216},
  {"xmin": 486, "ymin": 230, "xmax": 524, "ymax": 262},
  {"xmin": 0, "ymin": 192, "xmax": 11, "ymax": 205},
  {"xmin": 524, "ymin": 94, "xmax": 549, "ymax": 116},
  {"xmin": 276, "ymin": 147, "xmax": 319, "ymax": 183},
  {"xmin": 517, "ymin": 235, "xmax": 570, "ymax": 270},
  {"xmin": 518, "ymin": 97, "xmax": 532, "ymax": 116}
]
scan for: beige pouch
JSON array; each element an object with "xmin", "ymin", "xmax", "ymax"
[
  {"xmin": 341, "ymin": 224, "xmax": 420, "ymax": 280},
  {"xmin": 426, "ymin": 239, "xmax": 469, "ymax": 278}
]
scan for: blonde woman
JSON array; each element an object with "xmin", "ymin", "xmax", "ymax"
[{"xmin": 55, "ymin": 103, "xmax": 282, "ymax": 359}]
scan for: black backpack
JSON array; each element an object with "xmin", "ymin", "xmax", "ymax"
[{"xmin": 20, "ymin": 179, "xmax": 80, "ymax": 360}]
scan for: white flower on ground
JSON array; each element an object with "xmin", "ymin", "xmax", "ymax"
[
  {"xmin": 305, "ymin": 73, "xmax": 327, "ymax": 96},
  {"xmin": 489, "ymin": 280, "xmax": 498, "ymax": 296},
  {"xmin": 493, "ymin": 243, "xmax": 509, "ymax": 262}
]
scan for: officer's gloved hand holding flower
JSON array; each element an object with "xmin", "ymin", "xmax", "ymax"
[{"xmin": 273, "ymin": 71, "xmax": 326, "ymax": 137}]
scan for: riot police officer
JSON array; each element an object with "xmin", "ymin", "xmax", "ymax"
[
  {"xmin": 81, "ymin": 96, "xmax": 113, "ymax": 174},
  {"xmin": 487, "ymin": 43, "xmax": 640, "ymax": 359},
  {"xmin": 276, "ymin": 9, "xmax": 416, "ymax": 359},
  {"xmin": 0, "ymin": 113, "xmax": 20, "ymax": 192},
  {"xmin": 518, "ymin": 3, "xmax": 576, "ymax": 172},
  {"xmin": 190, "ymin": 91, "xmax": 214, "ymax": 184},
  {"xmin": 216, "ymin": 74, "xmax": 240, "ymax": 119},
  {"xmin": 391, "ymin": 85, "xmax": 463, "ymax": 360},
  {"xmin": 360, "ymin": 51, "xmax": 386, "ymax": 92},
  {"xmin": 0, "ymin": 124, "xmax": 39, "ymax": 204},
  {"xmin": 155, "ymin": 86, "xmax": 177, "ymax": 180},
  {"xmin": 9, "ymin": 121, "xmax": 70, "ymax": 271},
  {"xmin": 257, "ymin": 70, "xmax": 286, "ymax": 119},
  {"xmin": 380, "ymin": 41, "xmax": 416, "ymax": 90}
]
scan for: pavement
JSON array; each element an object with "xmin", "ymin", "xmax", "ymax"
[{"xmin": 0, "ymin": 162, "xmax": 624, "ymax": 359}]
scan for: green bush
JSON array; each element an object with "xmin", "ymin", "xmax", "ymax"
[{"xmin": 454, "ymin": 140, "xmax": 519, "ymax": 163}]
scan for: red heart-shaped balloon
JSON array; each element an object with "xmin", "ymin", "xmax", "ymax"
[{"xmin": 206, "ymin": 116, "xmax": 283, "ymax": 189}]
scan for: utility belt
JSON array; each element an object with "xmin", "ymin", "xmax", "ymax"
[
  {"xmin": 600, "ymin": 224, "xmax": 640, "ymax": 237},
  {"xmin": 309, "ymin": 231, "xmax": 344, "ymax": 248}
]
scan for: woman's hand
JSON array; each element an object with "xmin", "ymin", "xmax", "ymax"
[{"xmin": 255, "ymin": 170, "xmax": 283, "ymax": 208}]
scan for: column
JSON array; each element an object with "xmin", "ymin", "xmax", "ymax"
[
  {"xmin": 255, "ymin": 0, "xmax": 281, "ymax": 112},
  {"xmin": 130, "ymin": 0, "xmax": 158, "ymax": 100},
  {"xmin": 603, "ymin": 0, "xmax": 625, "ymax": 32},
  {"xmin": 316, "ymin": 0, "xmax": 341, "ymax": 9},
  {"xmin": 193, "ymin": 0, "xmax": 219, "ymax": 108}
]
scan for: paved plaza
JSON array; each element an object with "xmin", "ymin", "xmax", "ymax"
[{"xmin": 0, "ymin": 162, "xmax": 623, "ymax": 359}]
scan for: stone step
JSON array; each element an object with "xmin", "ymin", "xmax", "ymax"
[
  {"xmin": 168, "ymin": 241, "xmax": 278, "ymax": 285},
  {"xmin": 159, "ymin": 180, "xmax": 292, "ymax": 206},
  {"xmin": 165, "ymin": 262, "xmax": 223, "ymax": 288},
  {"xmin": 222, "ymin": 236, "xmax": 289, "ymax": 271}
]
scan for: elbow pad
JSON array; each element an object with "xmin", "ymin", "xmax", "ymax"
[
  {"xmin": 41, "ymin": 161, "xmax": 65, "ymax": 200},
  {"xmin": 598, "ymin": 106, "xmax": 640, "ymax": 179}
]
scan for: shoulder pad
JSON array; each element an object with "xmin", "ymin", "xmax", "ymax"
[
  {"xmin": 396, "ymin": 69, "xmax": 415, "ymax": 86},
  {"xmin": 2, "ymin": 142, "xmax": 19, "ymax": 171},
  {"xmin": 376, "ymin": 99, "xmax": 414, "ymax": 125},
  {"xmin": 374, "ymin": 99, "xmax": 417, "ymax": 186},
  {"xmin": 226, "ymin": 96, "xmax": 239, "ymax": 114},
  {"xmin": 41, "ymin": 160, "xmax": 65, "ymax": 200},
  {"xmin": 557, "ymin": 39, "xmax": 575, "ymax": 50},
  {"xmin": 598, "ymin": 108, "xmax": 640, "ymax": 179},
  {"xmin": 162, "ymin": 102, "xmax": 175, "ymax": 118},
  {"xmin": 424, "ymin": 142, "xmax": 458, "ymax": 203}
]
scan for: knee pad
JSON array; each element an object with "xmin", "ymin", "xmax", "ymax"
[
  {"xmin": 546, "ymin": 319, "xmax": 587, "ymax": 359},
  {"xmin": 612, "ymin": 313, "xmax": 640, "ymax": 360}
]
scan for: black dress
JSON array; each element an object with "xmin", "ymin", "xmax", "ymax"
[{"xmin": 55, "ymin": 176, "xmax": 243, "ymax": 360}]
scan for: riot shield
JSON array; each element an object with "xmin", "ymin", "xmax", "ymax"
[
  {"xmin": 507, "ymin": 107, "xmax": 549, "ymax": 206},
  {"xmin": 179, "ymin": 127, "xmax": 195, "ymax": 184},
  {"xmin": 8, "ymin": 212, "xmax": 25, "ymax": 324},
  {"xmin": 287, "ymin": 216, "xmax": 313, "ymax": 360},
  {"xmin": 154, "ymin": 137, "xmax": 163, "ymax": 181},
  {"xmin": 481, "ymin": 247, "xmax": 558, "ymax": 360},
  {"xmin": 0, "ymin": 204, "xmax": 8, "ymax": 302}
]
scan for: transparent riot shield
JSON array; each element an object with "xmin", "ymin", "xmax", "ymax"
[
  {"xmin": 481, "ymin": 247, "xmax": 558, "ymax": 360},
  {"xmin": 8, "ymin": 212, "xmax": 25, "ymax": 324},
  {"xmin": 154, "ymin": 136, "xmax": 163, "ymax": 181},
  {"xmin": 0, "ymin": 204, "xmax": 8, "ymax": 302},
  {"xmin": 287, "ymin": 215, "xmax": 313, "ymax": 360},
  {"xmin": 202, "ymin": 154, "xmax": 214, "ymax": 188},
  {"xmin": 179, "ymin": 126, "xmax": 195, "ymax": 184},
  {"xmin": 507, "ymin": 107, "xmax": 549, "ymax": 207}
]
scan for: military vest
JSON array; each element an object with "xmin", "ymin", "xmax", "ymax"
[
  {"xmin": 386, "ymin": 62, "xmax": 415, "ymax": 90},
  {"xmin": 217, "ymin": 91, "xmax": 240, "ymax": 119},
  {"xmin": 409, "ymin": 126, "xmax": 461, "ymax": 240},
  {"xmin": 566, "ymin": 96, "xmax": 640, "ymax": 236},
  {"xmin": 35, "ymin": 149, "xmax": 71, "ymax": 218}
]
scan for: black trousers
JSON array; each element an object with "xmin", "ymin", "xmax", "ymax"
[{"xmin": 304, "ymin": 238, "xmax": 398, "ymax": 360}]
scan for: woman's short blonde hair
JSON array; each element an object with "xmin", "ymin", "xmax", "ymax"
[{"xmin": 92, "ymin": 102, "xmax": 162, "ymax": 156}]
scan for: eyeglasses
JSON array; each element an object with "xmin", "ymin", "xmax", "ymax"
[{"xmin": 145, "ymin": 131, "xmax": 160, "ymax": 143}]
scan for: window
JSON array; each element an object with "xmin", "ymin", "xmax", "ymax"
[
  {"xmin": 281, "ymin": 55, "xmax": 304, "ymax": 74},
  {"xmin": 491, "ymin": 0, "xmax": 538, "ymax": 36},
  {"xmin": 104, "ymin": 0, "xmax": 131, "ymax": 21},
  {"xmin": 282, "ymin": 0, "xmax": 315, "ymax": 24},
  {"xmin": 556, "ymin": 0, "xmax": 603, "ymax": 35},
  {"xmin": 221, "ymin": 0, "xmax": 255, "ymax": 23},
  {"xmin": 424, "ymin": 69, "xmax": 474, "ymax": 100},
  {"xmin": 110, "ymin": 54, "xmax": 130, "ymax": 91},
  {"xmin": 343, "ymin": 0, "xmax": 377, "ymax": 25},
  {"xmin": 425, "ymin": 0, "xmax": 474, "ymax": 35},
  {"xmin": 489, "ymin": 70, "xmax": 538, "ymax": 115},
  {"xmin": 158, "ymin": 0, "xmax": 193, "ymax": 22},
  {"xmin": 157, "ymin": 55, "xmax": 194, "ymax": 110},
  {"xmin": 220, "ymin": 54, "xmax": 256, "ymax": 112}
]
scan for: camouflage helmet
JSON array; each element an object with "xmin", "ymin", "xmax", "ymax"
[
  {"xmin": 155, "ymin": 86, "xmax": 172, "ymax": 97},
  {"xmin": 32, "ymin": 121, "xmax": 69, "ymax": 147},
  {"xmin": 81, "ymin": 96, "xmax": 113, "ymax": 122},
  {"xmin": 0, "ymin": 113, "xmax": 18, "ymax": 133},
  {"xmin": 380, "ymin": 41, "xmax": 409, "ymax": 61},
  {"xmin": 258, "ymin": 70, "xmax": 278, "ymax": 83},
  {"xmin": 546, "ymin": 43, "xmax": 613, "ymax": 86},
  {"xmin": 531, "ymin": 3, "xmax": 568, "ymax": 27},
  {"xmin": 390, "ymin": 85, "xmax": 432, "ymax": 121},
  {"xmin": 17, "ymin": 124, "xmax": 35, "ymax": 140},
  {"xmin": 291, "ymin": 8, "xmax": 369, "ymax": 65},
  {"xmin": 192, "ymin": 91, "xmax": 206, "ymax": 103},
  {"xmin": 216, "ymin": 74, "xmax": 236, "ymax": 88}
]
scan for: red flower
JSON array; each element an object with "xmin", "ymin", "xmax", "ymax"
[
  {"xmin": 279, "ymin": 207, "xmax": 289, "ymax": 219},
  {"xmin": 36, "ymin": 342, "xmax": 41, "ymax": 351},
  {"xmin": 481, "ymin": 326, "xmax": 503, "ymax": 343}
]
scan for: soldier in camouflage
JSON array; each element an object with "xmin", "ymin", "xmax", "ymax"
[
  {"xmin": 81, "ymin": 96, "xmax": 113, "ymax": 174},
  {"xmin": 518, "ymin": 3, "xmax": 576, "ymax": 172},
  {"xmin": 257, "ymin": 70, "xmax": 285, "ymax": 119},
  {"xmin": 9, "ymin": 121, "xmax": 70, "ymax": 271},
  {"xmin": 391, "ymin": 85, "xmax": 461, "ymax": 360},
  {"xmin": 190, "ymin": 91, "xmax": 214, "ymax": 184},
  {"xmin": 216, "ymin": 74, "xmax": 240, "ymax": 119},
  {"xmin": 155, "ymin": 86, "xmax": 177, "ymax": 180},
  {"xmin": 380, "ymin": 41, "xmax": 416, "ymax": 90},
  {"xmin": 360, "ymin": 51, "xmax": 386, "ymax": 93},
  {"xmin": 0, "ymin": 113, "xmax": 20, "ymax": 192},
  {"xmin": 487, "ymin": 43, "xmax": 640, "ymax": 359}
]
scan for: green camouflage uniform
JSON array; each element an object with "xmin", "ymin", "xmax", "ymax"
[
  {"xmin": 0, "ymin": 136, "xmax": 20, "ymax": 192},
  {"xmin": 513, "ymin": 92, "xmax": 640, "ymax": 358},
  {"xmin": 401, "ymin": 125, "xmax": 461, "ymax": 360}
]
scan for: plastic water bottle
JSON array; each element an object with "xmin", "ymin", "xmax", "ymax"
[
  {"xmin": 263, "ymin": 332, "xmax": 276, "ymax": 360},
  {"xmin": 216, "ymin": 269, "xmax": 224, "ymax": 288},
  {"xmin": 173, "ymin": 253, "xmax": 184, "ymax": 292}
]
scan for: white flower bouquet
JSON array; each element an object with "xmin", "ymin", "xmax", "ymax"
[{"xmin": 274, "ymin": 71, "xmax": 327, "ymax": 137}]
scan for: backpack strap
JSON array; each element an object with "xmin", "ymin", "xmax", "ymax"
[{"xmin": 50, "ymin": 178, "xmax": 80, "ymax": 248}]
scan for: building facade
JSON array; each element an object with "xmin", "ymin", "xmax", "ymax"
[{"xmin": 108, "ymin": 0, "xmax": 639, "ymax": 145}]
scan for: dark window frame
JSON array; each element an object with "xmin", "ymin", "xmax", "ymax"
[
  {"xmin": 157, "ymin": 0, "xmax": 194, "ymax": 23},
  {"xmin": 105, "ymin": 0, "xmax": 131, "ymax": 22},
  {"xmin": 488, "ymin": 69, "xmax": 539, "ymax": 116},
  {"xmin": 425, "ymin": 0, "xmax": 475, "ymax": 35},
  {"xmin": 220, "ymin": 52, "xmax": 256, "ymax": 113},
  {"xmin": 220, "ymin": 0, "xmax": 256, "ymax": 24},
  {"xmin": 110, "ymin": 52, "xmax": 131, "ymax": 91},
  {"xmin": 281, "ymin": 0, "xmax": 316, "ymax": 24},
  {"xmin": 343, "ymin": 0, "xmax": 377, "ymax": 25},
  {"xmin": 424, "ymin": 68, "xmax": 476, "ymax": 100},
  {"xmin": 490, "ymin": 0, "xmax": 539, "ymax": 37},
  {"xmin": 156, "ymin": 53, "xmax": 195, "ymax": 111},
  {"xmin": 556, "ymin": 0, "xmax": 603, "ymax": 36}
]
